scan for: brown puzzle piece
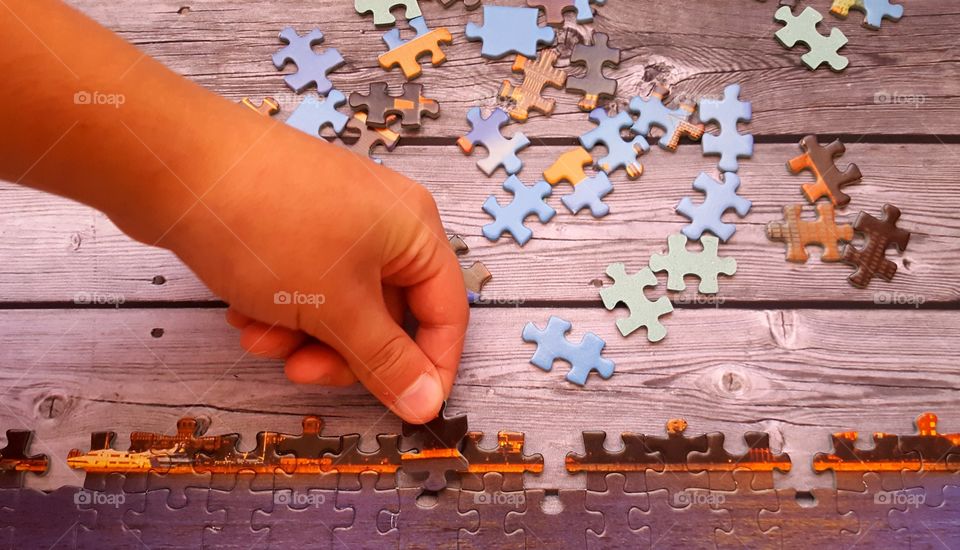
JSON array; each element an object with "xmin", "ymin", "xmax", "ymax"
[
  {"xmin": 499, "ymin": 50, "xmax": 567, "ymax": 122},
  {"xmin": 842, "ymin": 204, "xmax": 910, "ymax": 288},
  {"xmin": 449, "ymin": 235, "xmax": 492, "ymax": 296},
  {"xmin": 766, "ymin": 202, "xmax": 854, "ymax": 263},
  {"xmin": 567, "ymin": 33, "xmax": 620, "ymax": 111},
  {"xmin": 349, "ymin": 82, "xmax": 440, "ymax": 129},
  {"xmin": 526, "ymin": 0, "xmax": 577, "ymax": 25},
  {"xmin": 788, "ymin": 135, "xmax": 862, "ymax": 207},
  {"xmin": 340, "ymin": 112, "xmax": 400, "ymax": 159}
]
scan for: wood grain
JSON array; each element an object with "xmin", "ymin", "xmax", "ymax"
[
  {"xmin": 2, "ymin": 307, "xmax": 957, "ymax": 491},
  {"xmin": 65, "ymin": 0, "xmax": 960, "ymax": 138}
]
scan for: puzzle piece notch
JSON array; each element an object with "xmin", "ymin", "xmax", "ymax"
[
  {"xmin": 686, "ymin": 431, "xmax": 792, "ymax": 491},
  {"xmin": 842, "ymin": 204, "xmax": 910, "ymax": 288},
  {"xmin": 286, "ymin": 91, "xmax": 349, "ymax": 138},
  {"xmin": 482, "ymin": 176, "xmax": 555, "ymax": 246},
  {"xmin": 567, "ymin": 32, "xmax": 620, "ymax": 111},
  {"xmin": 0, "ymin": 430, "xmax": 48, "ymax": 488},
  {"xmin": 698, "ymin": 83, "xmax": 753, "ymax": 172},
  {"xmin": 272, "ymin": 28, "xmax": 345, "ymax": 94},
  {"xmin": 340, "ymin": 112, "xmax": 401, "ymax": 163},
  {"xmin": 599, "ymin": 263, "xmax": 673, "ymax": 341},
  {"xmin": 450, "ymin": 235, "xmax": 492, "ymax": 303},
  {"xmin": 521, "ymin": 316, "xmax": 615, "ymax": 386},
  {"xmin": 396, "ymin": 488, "xmax": 479, "ymax": 549},
  {"xmin": 250, "ymin": 487, "xmax": 352, "ymax": 547},
  {"xmin": 836, "ymin": 472, "xmax": 912, "ymax": 548},
  {"xmin": 544, "ymin": 147, "xmax": 612, "ymax": 217},
  {"xmin": 629, "ymin": 85, "xmax": 704, "ymax": 151},
  {"xmin": 355, "ymin": 0, "xmax": 422, "ymax": 26},
  {"xmin": 240, "ymin": 97, "xmax": 280, "ymax": 117},
  {"xmin": 774, "ymin": 6, "xmax": 849, "ymax": 71},
  {"xmin": 830, "ymin": 0, "xmax": 903, "ymax": 29},
  {"xmin": 465, "ymin": 6, "xmax": 556, "ymax": 59},
  {"xmin": 889, "ymin": 484, "xmax": 960, "ymax": 548},
  {"xmin": 565, "ymin": 431, "xmax": 661, "ymax": 492},
  {"xmin": 896, "ymin": 412, "xmax": 960, "ymax": 507},
  {"xmin": 580, "ymin": 107, "xmax": 648, "ymax": 179},
  {"xmin": 788, "ymin": 135, "xmax": 862, "ymax": 207},
  {"xmin": 584, "ymin": 473, "xmax": 651, "ymax": 548},
  {"xmin": 504, "ymin": 489, "xmax": 604, "ymax": 548},
  {"xmin": 379, "ymin": 16, "xmax": 453, "ymax": 80},
  {"xmin": 349, "ymin": 82, "xmax": 439, "ymax": 129},
  {"xmin": 400, "ymin": 403, "xmax": 469, "ymax": 491},
  {"xmin": 499, "ymin": 50, "xmax": 567, "ymax": 122},
  {"xmin": 677, "ymin": 171, "xmax": 752, "ymax": 242},
  {"xmin": 460, "ymin": 431, "xmax": 544, "ymax": 491},
  {"xmin": 766, "ymin": 202, "xmax": 853, "ymax": 263},
  {"xmin": 712, "ymin": 469, "xmax": 781, "ymax": 549},
  {"xmin": 629, "ymin": 488, "xmax": 732, "ymax": 548},
  {"xmin": 124, "ymin": 487, "xmax": 226, "ymax": 548},
  {"xmin": 327, "ymin": 433, "xmax": 402, "ymax": 490},
  {"xmin": 275, "ymin": 415, "xmax": 343, "ymax": 461},
  {"xmin": 458, "ymin": 108, "xmax": 531, "ymax": 176},
  {"xmin": 758, "ymin": 488, "xmax": 858, "ymax": 548},
  {"xmin": 649, "ymin": 234, "xmax": 737, "ymax": 294}
]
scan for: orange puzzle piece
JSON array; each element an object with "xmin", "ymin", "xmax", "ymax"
[
  {"xmin": 543, "ymin": 147, "xmax": 593, "ymax": 186},
  {"xmin": 378, "ymin": 24, "xmax": 453, "ymax": 80},
  {"xmin": 788, "ymin": 135, "xmax": 862, "ymax": 207},
  {"xmin": 766, "ymin": 202, "xmax": 854, "ymax": 263},
  {"xmin": 499, "ymin": 50, "xmax": 568, "ymax": 122},
  {"xmin": 240, "ymin": 97, "xmax": 280, "ymax": 117}
]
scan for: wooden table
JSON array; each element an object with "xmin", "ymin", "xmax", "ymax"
[{"xmin": 2, "ymin": 0, "xmax": 958, "ymax": 493}]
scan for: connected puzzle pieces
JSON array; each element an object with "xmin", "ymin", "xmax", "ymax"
[
  {"xmin": 774, "ymin": 6, "xmax": 849, "ymax": 71},
  {"xmin": 349, "ymin": 82, "xmax": 440, "ymax": 128},
  {"xmin": 567, "ymin": 32, "xmax": 620, "ymax": 111},
  {"xmin": 766, "ymin": 202, "xmax": 854, "ymax": 263},
  {"xmin": 649, "ymin": 234, "xmax": 737, "ymax": 294},
  {"xmin": 459, "ymin": 108, "xmax": 531, "ymax": 176},
  {"xmin": 450, "ymin": 235, "xmax": 492, "ymax": 303},
  {"xmin": 842, "ymin": 203, "xmax": 910, "ymax": 288},
  {"xmin": 788, "ymin": 135, "xmax": 862, "ymax": 207},
  {"xmin": 286, "ymin": 91, "xmax": 349, "ymax": 137},
  {"xmin": 830, "ymin": 0, "xmax": 903, "ymax": 29},
  {"xmin": 379, "ymin": 16, "xmax": 453, "ymax": 79},
  {"xmin": 599, "ymin": 263, "xmax": 673, "ymax": 341},
  {"xmin": 677, "ymin": 172, "xmax": 752, "ymax": 242},
  {"xmin": 544, "ymin": 147, "xmax": 612, "ymax": 217},
  {"xmin": 698, "ymin": 84, "xmax": 753, "ymax": 172},
  {"xmin": 580, "ymin": 107, "xmax": 648, "ymax": 179},
  {"xmin": 629, "ymin": 85, "xmax": 704, "ymax": 151},
  {"xmin": 341, "ymin": 112, "xmax": 401, "ymax": 162},
  {"xmin": 465, "ymin": 5, "xmax": 556, "ymax": 59},
  {"xmin": 401, "ymin": 403, "xmax": 469, "ymax": 490},
  {"xmin": 499, "ymin": 50, "xmax": 567, "ymax": 122},
  {"xmin": 355, "ymin": 0, "xmax": 421, "ymax": 26},
  {"xmin": 522, "ymin": 316, "xmax": 615, "ymax": 385},
  {"xmin": 482, "ymin": 176, "xmax": 555, "ymax": 246},
  {"xmin": 273, "ymin": 27, "xmax": 345, "ymax": 94}
]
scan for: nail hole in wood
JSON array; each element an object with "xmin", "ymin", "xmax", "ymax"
[
  {"xmin": 151, "ymin": 275, "xmax": 166, "ymax": 285},
  {"xmin": 177, "ymin": 6, "xmax": 191, "ymax": 15},
  {"xmin": 151, "ymin": 328, "xmax": 164, "ymax": 338}
]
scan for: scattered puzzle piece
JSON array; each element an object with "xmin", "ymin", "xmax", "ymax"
[
  {"xmin": 788, "ymin": 135, "xmax": 862, "ymax": 207},
  {"xmin": 286, "ymin": 91, "xmax": 349, "ymax": 137},
  {"xmin": 573, "ymin": 0, "xmax": 606, "ymax": 22},
  {"xmin": 543, "ymin": 147, "xmax": 612, "ymax": 217},
  {"xmin": 379, "ymin": 16, "xmax": 453, "ymax": 80},
  {"xmin": 465, "ymin": 6, "xmax": 556, "ymax": 59},
  {"xmin": 580, "ymin": 108, "xmax": 648, "ymax": 179},
  {"xmin": 599, "ymin": 263, "xmax": 674, "ymax": 341},
  {"xmin": 431, "ymin": 0, "xmax": 481, "ymax": 9},
  {"xmin": 340, "ymin": 112, "xmax": 401, "ymax": 163},
  {"xmin": 499, "ymin": 50, "xmax": 567, "ymax": 122},
  {"xmin": 567, "ymin": 33, "xmax": 620, "ymax": 111},
  {"xmin": 240, "ymin": 97, "xmax": 280, "ymax": 117},
  {"xmin": 272, "ymin": 28, "xmax": 345, "ymax": 94},
  {"xmin": 698, "ymin": 84, "xmax": 753, "ymax": 172},
  {"xmin": 676, "ymin": 172, "xmax": 752, "ymax": 242},
  {"xmin": 649, "ymin": 234, "xmax": 737, "ymax": 294},
  {"xmin": 482, "ymin": 176, "xmax": 555, "ymax": 246},
  {"xmin": 774, "ymin": 6, "xmax": 849, "ymax": 71},
  {"xmin": 349, "ymin": 82, "xmax": 440, "ymax": 129},
  {"xmin": 355, "ymin": 0, "xmax": 422, "ymax": 26},
  {"xmin": 830, "ymin": 0, "xmax": 903, "ymax": 29},
  {"xmin": 842, "ymin": 204, "xmax": 910, "ymax": 288},
  {"xmin": 526, "ymin": 0, "xmax": 576, "ymax": 26},
  {"xmin": 766, "ymin": 203, "xmax": 854, "ymax": 263},
  {"xmin": 629, "ymin": 85, "xmax": 704, "ymax": 151},
  {"xmin": 522, "ymin": 316, "xmax": 615, "ymax": 386},
  {"xmin": 450, "ymin": 235, "xmax": 492, "ymax": 303},
  {"xmin": 458, "ymin": 108, "xmax": 531, "ymax": 176},
  {"xmin": 544, "ymin": 147, "xmax": 593, "ymax": 187}
]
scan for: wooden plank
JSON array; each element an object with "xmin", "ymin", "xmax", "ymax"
[
  {"xmin": 65, "ymin": 0, "xmax": 960, "ymax": 138},
  {"xmin": 1, "ymin": 143, "xmax": 957, "ymax": 303},
  {"xmin": 2, "ymin": 307, "xmax": 958, "ymax": 491}
]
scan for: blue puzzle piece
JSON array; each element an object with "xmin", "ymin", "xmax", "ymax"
[
  {"xmin": 698, "ymin": 84, "xmax": 753, "ymax": 173},
  {"xmin": 522, "ymin": 316, "xmax": 615, "ymax": 386},
  {"xmin": 677, "ymin": 172, "xmax": 752, "ymax": 242},
  {"xmin": 832, "ymin": 0, "xmax": 903, "ymax": 29},
  {"xmin": 482, "ymin": 176, "xmax": 555, "ymax": 246},
  {"xmin": 574, "ymin": 0, "xmax": 606, "ymax": 22},
  {"xmin": 579, "ymin": 108, "xmax": 648, "ymax": 179},
  {"xmin": 465, "ymin": 6, "xmax": 556, "ymax": 59},
  {"xmin": 458, "ymin": 108, "xmax": 530, "ymax": 176},
  {"xmin": 285, "ymin": 91, "xmax": 349, "ymax": 137},
  {"xmin": 628, "ymin": 88, "xmax": 701, "ymax": 151},
  {"xmin": 562, "ymin": 173, "xmax": 612, "ymax": 217},
  {"xmin": 383, "ymin": 15, "xmax": 429, "ymax": 51},
  {"xmin": 273, "ymin": 28, "xmax": 345, "ymax": 94}
]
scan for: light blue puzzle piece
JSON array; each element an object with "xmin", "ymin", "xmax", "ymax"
[
  {"xmin": 465, "ymin": 6, "xmax": 556, "ymax": 59},
  {"xmin": 273, "ymin": 28, "xmax": 345, "ymax": 94},
  {"xmin": 629, "ymin": 92, "xmax": 694, "ymax": 151},
  {"xmin": 562, "ymin": 173, "xmax": 612, "ymax": 217},
  {"xmin": 459, "ymin": 108, "xmax": 530, "ymax": 176},
  {"xmin": 482, "ymin": 176, "xmax": 555, "ymax": 246},
  {"xmin": 860, "ymin": 0, "xmax": 904, "ymax": 29},
  {"xmin": 522, "ymin": 316, "xmax": 615, "ymax": 386},
  {"xmin": 285, "ymin": 91, "xmax": 349, "ymax": 137},
  {"xmin": 579, "ymin": 108, "xmax": 648, "ymax": 179},
  {"xmin": 382, "ymin": 15, "xmax": 429, "ymax": 51},
  {"xmin": 698, "ymin": 84, "xmax": 754, "ymax": 173},
  {"xmin": 677, "ymin": 172, "xmax": 752, "ymax": 243},
  {"xmin": 574, "ymin": 0, "xmax": 606, "ymax": 23}
]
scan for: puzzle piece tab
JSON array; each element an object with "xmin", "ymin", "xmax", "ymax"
[
  {"xmin": 522, "ymin": 316, "xmax": 615, "ymax": 386},
  {"xmin": 767, "ymin": 202, "xmax": 853, "ymax": 263},
  {"xmin": 286, "ymin": 91, "xmax": 349, "ymax": 137},
  {"xmin": 567, "ymin": 32, "xmax": 620, "ymax": 111},
  {"xmin": 482, "ymin": 176, "xmax": 555, "ymax": 246},
  {"xmin": 349, "ymin": 82, "xmax": 439, "ymax": 129},
  {"xmin": 458, "ymin": 108, "xmax": 531, "ymax": 176},
  {"xmin": 774, "ymin": 6, "xmax": 849, "ymax": 71},
  {"xmin": 499, "ymin": 50, "xmax": 567, "ymax": 122},
  {"xmin": 649, "ymin": 234, "xmax": 737, "ymax": 294},
  {"xmin": 379, "ymin": 16, "xmax": 453, "ymax": 80},
  {"xmin": 698, "ymin": 84, "xmax": 753, "ymax": 172},
  {"xmin": 830, "ymin": 0, "xmax": 903, "ymax": 29},
  {"xmin": 599, "ymin": 263, "xmax": 673, "ymax": 341},
  {"xmin": 355, "ymin": 0, "xmax": 422, "ymax": 26},
  {"xmin": 273, "ymin": 28, "xmax": 345, "ymax": 94},
  {"xmin": 629, "ymin": 85, "xmax": 704, "ymax": 151},
  {"xmin": 401, "ymin": 403, "xmax": 469, "ymax": 491},
  {"xmin": 676, "ymin": 172, "xmax": 752, "ymax": 242},
  {"xmin": 465, "ymin": 6, "xmax": 556, "ymax": 59},
  {"xmin": 842, "ymin": 204, "xmax": 910, "ymax": 288},
  {"xmin": 580, "ymin": 108, "xmax": 648, "ymax": 179}
]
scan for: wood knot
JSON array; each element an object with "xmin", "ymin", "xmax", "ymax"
[
  {"xmin": 36, "ymin": 394, "xmax": 69, "ymax": 419},
  {"xmin": 69, "ymin": 233, "xmax": 82, "ymax": 251},
  {"xmin": 150, "ymin": 328, "xmax": 164, "ymax": 338}
]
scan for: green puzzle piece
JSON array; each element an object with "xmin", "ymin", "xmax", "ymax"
[
  {"xmin": 355, "ymin": 0, "xmax": 422, "ymax": 26},
  {"xmin": 774, "ymin": 6, "xmax": 849, "ymax": 72},
  {"xmin": 599, "ymin": 263, "xmax": 673, "ymax": 341},
  {"xmin": 649, "ymin": 234, "xmax": 736, "ymax": 295}
]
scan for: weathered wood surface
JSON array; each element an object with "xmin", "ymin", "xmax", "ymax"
[
  {"xmin": 1, "ymin": 143, "xmax": 957, "ymax": 303},
  {"xmin": 3, "ymin": 308, "xmax": 958, "ymax": 491},
  {"xmin": 67, "ymin": 0, "xmax": 960, "ymax": 138}
]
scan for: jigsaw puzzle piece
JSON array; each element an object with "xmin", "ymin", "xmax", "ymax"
[
  {"xmin": 76, "ymin": 473, "xmax": 146, "ymax": 549},
  {"xmin": 566, "ymin": 431, "xmax": 660, "ymax": 492},
  {"xmin": 379, "ymin": 16, "xmax": 453, "ymax": 79},
  {"xmin": 629, "ymin": 488, "xmax": 731, "ymax": 550},
  {"xmin": 698, "ymin": 84, "xmax": 753, "ymax": 172},
  {"xmin": 450, "ymin": 235, "xmax": 492, "ymax": 303},
  {"xmin": 522, "ymin": 316, "xmax": 616, "ymax": 386},
  {"xmin": 459, "ymin": 108, "xmax": 530, "ymax": 176},
  {"xmin": 584, "ymin": 473, "xmax": 651, "ymax": 548},
  {"xmin": 580, "ymin": 108, "xmax": 648, "ymax": 179},
  {"xmin": 649, "ymin": 234, "xmax": 737, "ymax": 294},
  {"xmin": 340, "ymin": 112, "xmax": 400, "ymax": 163},
  {"xmin": 250, "ymin": 488, "xmax": 351, "ymax": 547},
  {"xmin": 286, "ymin": 91, "xmax": 349, "ymax": 137},
  {"xmin": 599, "ymin": 263, "xmax": 673, "ymax": 340},
  {"xmin": 758, "ymin": 488, "xmax": 857, "ymax": 548},
  {"xmin": 465, "ymin": 6, "xmax": 556, "ymax": 59},
  {"xmin": 460, "ymin": 431, "xmax": 544, "ymax": 491},
  {"xmin": 813, "ymin": 429, "xmax": 917, "ymax": 492},
  {"xmin": 4, "ymin": 487, "xmax": 97, "ymax": 549},
  {"xmin": 567, "ymin": 32, "xmax": 620, "ymax": 111},
  {"xmin": 124, "ymin": 487, "xmax": 225, "ymax": 548},
  {"xmin": 788, "ymin": 135, "xmax": 862, "ymax": 207},
  {"xmin": 888, "ymin": 485, "xmax": 960, "ymax": 549},
  {"xmin": 203, "ymin": 473, "xmax": 276, "ymax": 549},
  {"xmin": 677, "ymin": 172, "xmax": 752, "ymax": 242},
  {"xmin": 686, "ymin": 432, "xmax": 791, "ymax": 491},
  {"xmin": 499, "ymin": 50, "xmax": 567, "ymax": 122},
  {"xmin": 350, "ymin": 82, "xmax": 440, "ymax": 129},
  {"xmin": 774, "ymin": 6, "xmax": 849, "ymax": 71},
  {"xmin": 830, "ymin": 0, "xmax": 903, "ymax": 29},
  {"xmin": 458, "ymin": 473, "xmax": 526, "ymax": 550},
  {"xmin": 897, "ymin": 412, "xmax": 960, "ymax": 507},
  {"xmin": 482, "ymin": 176, "xmax": 555, "ymax": 246},
  {"xmin": 574, "ymin": 0, "xmax": 606, "ymax": 22},
  {"xmin": 842, "ymin": 204, "xmax": 910, "ymax": 288},
  {"xmin": 355, "ymin": 0, "xmax": 422, "ymax": 26},
  {"xmin": 544, "ymin": 147, "xmax": 613, "ymax": 217},
  {"xmin": 0, "ymin": 429, "xmax": 48, "ymax": 488},
  {"xmin": 834, "ymin": 472, "xmax": 911, "ymax": 548},
  {"xmin": 629, "ymin": 85, "xmax": 704, "ymax": 151},
  {"xmin": 240, "ymin": 97, "xmax": 280, "ymax": 117},
  {"xmin": 272, "ymin": 28, "xmax": 345, "ymax": 94},
  {"xmin": 712, "ymin": 470, "xmax": 781, "ymax": 550},
  {"xmin": 526, "ymin": 0, "xmax": 577, "ymax": 25},
  {"xmin": 505, "ymin": 489, "xmax": 603, "ymax": 548},
  {"xmin": 400, "ymin": 403, "xmax": 469, "ymax": 491},
  {"xmin": 766, "ymin": 202, "xmax": 854, "ymax": 263},
  {"xmin": 397, "ymin": 488, "xmax": 479, "ymax": 549},
  {"xmin": 333, "ymin": 472, "xmax": 399, "ymax": 550},
  {"xmin": 327, "ymin": 433, "xmax": 401, "ymax": 490}
]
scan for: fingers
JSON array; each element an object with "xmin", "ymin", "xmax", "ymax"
[
  {"xmin": 225, "ymin": 307, "xmax": 253, "ymax": 329},
  {"xmin": 285, "ymin": 343, "xmax": 357, "ymax": 386},
  {"xmin": 238, "ymin": 321, "xmax": 308, "ymax": 359}
]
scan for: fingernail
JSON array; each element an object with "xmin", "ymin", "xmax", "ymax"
[{"xmin": 394, "ymin": 373, "xmax": 442, "ymax": 423}]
